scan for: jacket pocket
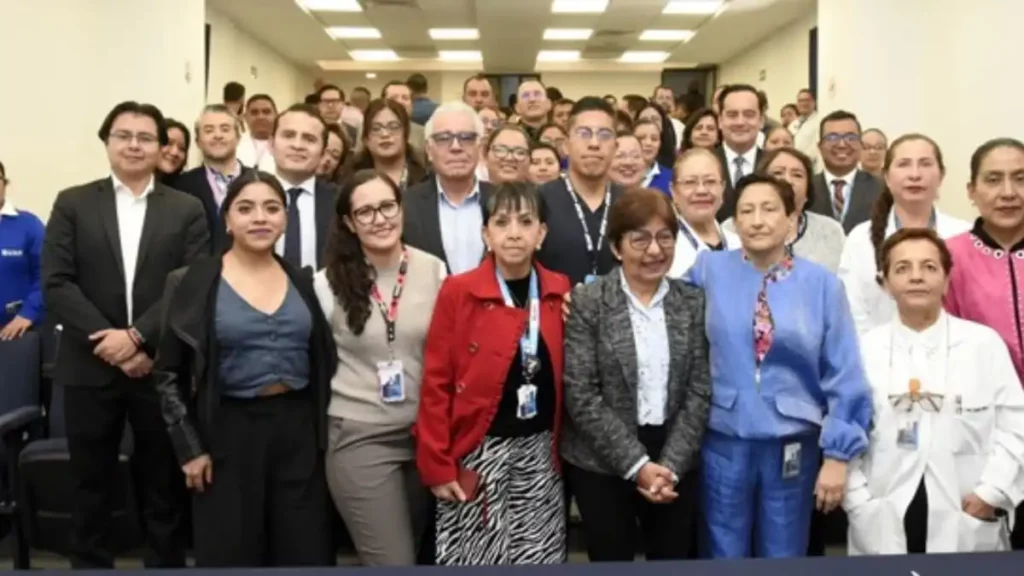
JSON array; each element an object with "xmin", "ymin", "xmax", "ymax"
[
  {"xmin": 952, "ymin": 397, "xmax": 995, "ymax": 455},
  {"xmin": 773, "ymin": 395, "xmax": 823, "ymax": 426},
  {"xmin": 958, "ymin": 511, "xmax": 1010, "ymax": 552},
  {"xmin": 710, "ymin": 386, "xmax": 738, "ymax": 410}
]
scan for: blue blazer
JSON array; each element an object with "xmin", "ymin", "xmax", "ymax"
[
  {"xmin": 646, "ymin": 164, "xmax": 674, "ymax": 197},
  {"xmin": 0, "ymin": 205, "xmax": 45, "ymax": 325}
]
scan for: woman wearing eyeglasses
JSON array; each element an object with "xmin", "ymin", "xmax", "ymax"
[
  {"xmin": 483, "ymin": 125, "xmax": 531, "ymax": 185},
  {"xmin": 667, "ymin": 148, "xmax": 739, "ymax": 277},
  {"xmin": 610, "ymin": 133, "xmax": 647, "ymax": 192},
  {"xmin": 314, "ymin": 169, "xmax": 447, "ymax": 565},
  {"xmin": 846, "ymin": 228, "xmax": 1024, "ymax": 555},
  {"xmin": 336, "ymin": 99, "xmax": 428, "ymax": 189},
  {"xmin": 562, "ymin": 188, "xmax": 710, "ymax": 562}
]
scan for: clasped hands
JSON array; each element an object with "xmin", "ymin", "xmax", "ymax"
[
  {"xmin": 636, "ymin": 462, "xmax": 678, "ymax": 504},
  {"xmin": 89, "ymin": 328, "xmax": 152, "ymax": 378}
]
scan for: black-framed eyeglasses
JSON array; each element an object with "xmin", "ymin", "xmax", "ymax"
[
  {"xmin": 628, "ymin": 229, "xmax": 676, "ymax": 251},
  {"xmin": 430, "ymin": 131, "xmax": 479, "ymax": 148},
  {"xmin": 822, "ymin": 133, "xmax": 861, "ymax": 145},
  {"xmin": 110, "ymin": 131, "xmax": 159, "ymax": 146},
  {"xmin": 352, "ymin": 200, "xmax": 400, "ymax": 225},
  {"xmin": 369, "ymin": 121, "xmax": 403, "ymax": 136},
  {"xmin": 490, "ymin": 145, "xmax": 529, "ymax": 161}
]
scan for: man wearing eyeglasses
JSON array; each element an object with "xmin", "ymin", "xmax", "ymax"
[
  {"xmin": 809, "ymin": 110, "xmax": 882, "ymax": 233},
  {"xmin": 41, "ymin": 101, "xmax": 209, "ymax": 569}
]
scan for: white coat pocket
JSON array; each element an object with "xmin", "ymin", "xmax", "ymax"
[
  {"xmin": 957, "ymin": 511, "xmax": 1010, "ymax": 552},
  {"xmin": 846, "ymin": 499, "xmax": 884, "ymax": 555}
]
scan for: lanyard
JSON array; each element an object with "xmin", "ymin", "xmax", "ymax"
[
  {"xmin": 787, "ymin": 213, "xmax": 809, "ymax": 251},
  {"xmin": 563, "ymin": 176, "xmax": 610, "ymax": 275},
  {"xmin": 679, "ymin": 218, "xmax": 728, "ymax": 251},
  {"xmin": 369, "ymin": 248, "xmax": 409, "ymax": 347},
  {"xmin": 495, "ymin": 267, "xmax": 541, "ymax": 377}
]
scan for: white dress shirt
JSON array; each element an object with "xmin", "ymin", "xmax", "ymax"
[
  {"xmin": 669, "ymin": 117, "xmax": 685, "ymax": 151},
  {"xmin": 723, "ymin": 144, "xmax": 759, "ymax": 188},
  {"xmin": 621, "ymin": 270, "xmax": 671, "ymax": 426},
  {"xmin": 274, "ymin": 174, "xmax": 318, "ymax": 270},
  {"xmin": 437, "ymin": 178, "xmax": 484, "ymax": 274},
  {"xmin": 824, "ymin": 167, "xmax": 859, "ymax": 221},
  {"xmin": 111, "ymin": 174, "xmax": 154, "ymax": 323},
  {"xmin": 668, "ymin": 218, "xmax": 740, "ymax": 278}
]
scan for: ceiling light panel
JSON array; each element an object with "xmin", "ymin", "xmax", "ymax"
[
  {"xmin": 543, "ymin": 28, "xmax": 593, "ymax": 40},
  {"xmin": 662, "ymin": 0, "xmax": 723, "ymax": 15},
  {"xmin": 295, "ymin": 0, "xmax": 362, "ymax": 12},
  {"xmin": 537, "ymin": 50, "xmax": 582, "ymax": 62},
  {"xmin": 551, "ymin": 0, "xmax": 609, "ymax": 14},
  {"xmin": 348, "ymin": 50, "xmax": 400, "ymax": 61},
  {"xmin": 619, "ymin": 51, "xmax": 670, "ymax": 63},
  {"xmin": 429, "ymin": 28, "xmax": 480, "ymax": 40},
  {"xmin": 326, "ymin": 27, "xmax": 381, "ymax": 39},
  {"xmin": 438, "ymin": 51, "xmax": 483, "ymax": 61},
  {"xmin": 639, "ymin": 29, "xmax": 696, "ymax": 42}
]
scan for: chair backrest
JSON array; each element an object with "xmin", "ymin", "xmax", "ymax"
[{"xmin": 0, "ymin": 331, "xmax": 41, "ymax": 414}]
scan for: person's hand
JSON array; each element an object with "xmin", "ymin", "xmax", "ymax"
[
  {"xmin": 636, "ymin": 462, "xmax": 678, "ymax": 504},
  {"xmin": 561, "ymin": 291, "xmax": 573, "ymax": 321},
  {"xmin": 431, "ymin": 481, "xmax": 467, "ymax": 503},
  {"xmin": 814, "ymin": 458, "xmax": 847, "ymax": 513},
  {"xmin": 183, "ymin": 454, "xmax": 213, "ymax": 492},
  {"xmin": 0, "ymin": 316, "xmax": 33, "ymax": 340},
  {"xmin": 118, "ymin": 351, "xmax": 154, "ymax": 378},
  {"xmin": 962, "ymin": 494, "xmax": 997, "ymax": 521},
  {"xmin": 90, "ymin": 329, "xmax": 138, "ymax": 365}
]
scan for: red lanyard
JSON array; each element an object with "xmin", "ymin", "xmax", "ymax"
[{"xmin": 369, "ymin": 248, "xmax": 409, "ymax": 346}]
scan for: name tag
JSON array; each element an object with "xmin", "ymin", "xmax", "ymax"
[{"xmin": 1, "ymin": 248, "xmax": 24, "ymax": 257}]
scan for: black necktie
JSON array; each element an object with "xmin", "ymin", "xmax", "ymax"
[{"xmin": 284, "ymin": 188, "xmax": 303, "ymax": 267}]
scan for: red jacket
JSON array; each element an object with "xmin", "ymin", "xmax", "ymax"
[{"xmin": 414, "ymin": 257, "xmax": 570, "ymax": 487}]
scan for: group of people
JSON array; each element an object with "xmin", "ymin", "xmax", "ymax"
[{"xmin": 1, "ymin": 71, "xmax": 1023, "ymax": 570}]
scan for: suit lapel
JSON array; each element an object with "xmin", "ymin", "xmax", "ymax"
[
  {"xmin": 421, "ymin": 180, "xmax": 447, "ymax": 263},
  {"xmin": 313, "ymin": 180, "xmax": 333, "ymax": 268},
  {"xmin": 604, "ymin": 277, "xmax": 639, "ymax": 391},
  {"xmin": 98, "ymin": 179, "xmax": 126, "ymax": 280},
  {"xmin": 134, "ymin": 187, "xmax": 165, "ymax": 279}
]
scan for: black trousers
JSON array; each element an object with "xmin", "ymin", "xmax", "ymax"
[
  {"xmin": 65, "ymin": 377, "xmax": 185, "ymax": 569},
  {"xmin": 903, "ymin": 479, "xmax": 929, "ymax": 554},
  {"xmin": 192, "ymin": 391, "xmax": 333, "ymax": 567},
  {"xmin": 1013, "ymin": 503, "xmax": 1024, "ymax": 550},
  {"xmin": 567, "ymin": 426, "xmax": 699, "ymax": 562}
]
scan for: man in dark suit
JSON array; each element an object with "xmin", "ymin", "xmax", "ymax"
[
  {"xmin": 42, "ymin": 101, "xmax": 209, "ymax": 568},
  {"xmin": 173, "ymin": 104, "xmax": 250, "ymax": 253},
  {"xmin": 807, "ymin": 110, "xmax": 882, "ymax": 233},
  {"xmin": 714, "ymin": 84, "xmax": 765, "ymax": 221},
  {"xmin": 403, "ymin": 101, "xmax": 492, "ymax": 274},
  {"xmin": 269, "ymin": 103, "xmax": 338, "ymax": 270}
]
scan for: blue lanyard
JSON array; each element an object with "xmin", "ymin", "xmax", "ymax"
[
  {"xmin": 496, "ymin": 267, "xmax": 540, "ymax": 367},
  {"xmin": 678, "ymin": 218, "xmax": 728, "ymax": 251}
]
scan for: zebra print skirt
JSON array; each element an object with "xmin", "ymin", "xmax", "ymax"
[{"xmin": 435, "ymin": 431, "xmax": 566, "ymax": 565}]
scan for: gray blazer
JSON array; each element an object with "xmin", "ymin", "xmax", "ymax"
[{"xmin": 560, "ymin": 271, "xmax": 711, "ymax": 479}]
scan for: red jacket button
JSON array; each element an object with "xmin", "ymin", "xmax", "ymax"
[{"xmin": 468, "ymin": 342, "xmax": 479, "ymax": 353}]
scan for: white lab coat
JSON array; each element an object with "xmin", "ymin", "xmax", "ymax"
[
  {"xmin": 838, "ymin": 209, "xmax": 970, "ymax": 335},
  {"xmin": 666, "ymin": 218, "xmax": 739, "ymax": 278},
  {"xmin": 846, "ymin": 313, "xmax": 1024, "ymax": 554},
  {"xmin": 235, "ymin": 133, "xmax": 277, "ymax": 173}
]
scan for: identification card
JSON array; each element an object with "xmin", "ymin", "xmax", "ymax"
[
  {"xmin": 782, "ymin": 442, "xmax": 801, "ymax": 479},
  {"xmin": 583, "ymin": 274, "xmax": 597, "ymax": 285},
  {"xmin": 896, "ymin": 412, "xmax": 920, "ymax": 450},
  {"xmin": 377, "ymin": 360, "xmax": 405, "ymax": 403},
  {"xmin": 516, "ymin": 384, "xmax": 538, "ymax": 420}
]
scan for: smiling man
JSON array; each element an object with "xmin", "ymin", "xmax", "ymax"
[
  {"xmin": 714, "ymin": 84, "xmax": 764, "ymax": 221},
  {"xmin": 809, "ymin": 110, "xmax": 882, "ymax": 233}
]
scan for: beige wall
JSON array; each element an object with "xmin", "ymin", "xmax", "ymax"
[{"xmin": 717, "ymin": 11, "xmax": 817, "ymax": 118}]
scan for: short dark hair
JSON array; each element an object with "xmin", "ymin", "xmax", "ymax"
[
  {"xmin": 781, "ymin": 103, "xmax": 798, "ymax": 116},
  {"xmin": 406, "ymin": 74, "xmax": 428, "ymax": 94},
  {"xmin": 615, "ymin": 109, "xmax": 635, "ymax": 132},
  {"xmin": 568, "ymin": 96, "xmax": 616, "ymax": 127},
  {"xmin": 221, "ymin": 170, "xmax": 287, "ymax": 224},
  {"xmin": 380, "ymin": 80, "xmax": 409, "ymax": 98},
  {"xmin": 483, "ymin": 181, "xmax": 548, "ymax": 226},
  {"xmin": 304, "ymin": 93, "xmax": 320, "ymax": 105},
  {"xmin": 272, "ymin": 103, "xmax": 329, "ymax": 147},
  {"xmin": 317, "ymin": 84, "xmax": 344, "ymax": 100},
  {"xmin": 621, "ymin": 94, "xmax": 648, "ymax": 116},
  {"xmin": 353, "ymin": 86, "xmax": 371, "ymax": 97},
  {"xmin": 553, "ymin": 98, "xmax": 575, "ymax": 109},
  {"xmin": 717, "ymin": 84, "xmax": 761, "ymax": 115},
  {"xmin": 798, "ymin": 88, "xmax": 815, "ymax": 99},
  {"xmin": 538, "ymin": 122, "xmax": 567, "ymax": 138},
  {"xmin": 734, "ymin": 174, "xmax": 796, "ymax": 216},
  {"xmin": 546, "ymin": 86, "xmax": 564, "ymax": 101},
  {"xmin": 607, "ymin": 188, "xmax": 679, "ymax": 250},
  {"xmin": 755, "ymin": 147, "xmax": 816, "ymax": 208},
  {"xmin": 97, "ymin": 101, "xmax": 169, "ymax": 146},
  {"xmin": 530, "ymin": 141, "xmax": 560, "ymax": 159},
  {"xmin": 462, "ymin": 74, "xmax": 491, "ymax": 93},
  {"xmin": 245, "ymin": 94, "xmax": 277, "ymax": 111},
  {"xmin": 878, "ymin": 228, "xmax": 953, "ymax": 284},
  {"xmin": 652, "ymin": 85, "xmax": 673, "ymax": 98},
  {"xmin": 0, "ymin": 160, "xmax": 6, "ymax": 181},
  {"xmin": 223, "ymin": 81, "xmax": 245, "ymax": 102},
  {"xmin": 819, "ymin": 110, "xmax": 862, "ymax": 136},
  {"xmin": 756, "ymin": 90, "xmax": 768, "ymax": 113}
]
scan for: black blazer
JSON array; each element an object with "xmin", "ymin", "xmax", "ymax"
[
  {"xmin": 808, "ymin": 170, "xmax": 882, "ymax": 234},
  {"xmin": 308, "ymin": 178, "xmax": 340, "ymax": 269},
  {"xmin": 402, "ymin": 178, "xmax": 494, "ymax": 271},
  {"xmin": 153, "ymin": 255, "xmax": 336, "ymax": 465},
  {"xmin": 171, "ymin": 165, "xmax": 256, "ymax": 254},
  {"xmin": 41, "ymin": 178, "xmax": 210, "ymax": 388},
  {"xmin": 714, "ymin": 145, "xmax": 764, "ymax": 222}
]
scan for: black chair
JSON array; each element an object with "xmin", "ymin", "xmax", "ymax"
[{"xmin": 2, "ymin": 325, "xmax": 143, "ymax": 568}]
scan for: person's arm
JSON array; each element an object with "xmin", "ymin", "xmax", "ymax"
[
  {"xmin": 817, "ymin": 276, "xmax": 874, "ymax": 462},
  {"xmin": 415, "ymin": 277, "xmax": 460, "ymax": 487},
  {"xmin": 659, "ymin": 288, "xmax": 711, "ymax": 477},
  {"xmin": 562, "ymin": 285, "xmax": 648, "ymax": 477},
  {"xmin": 41, "ymin": 190, "xmax": 114, "ymax": 337},
  {"xmin": 16, "ymin": 213, "xmax": 46, "ymax": 323},
  {"xmin": 837, "ymin": 233, "xmax": 874, "ymax": 336},
  {"xmin": 132, "ymin": 201, "xmax": 210, "ymax": 356},
  {"xmin": 975, "ymin": 335, "xmax": 1024, "ymax": 511}
]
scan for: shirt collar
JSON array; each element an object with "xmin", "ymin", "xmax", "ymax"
[
  {"xmin": 893, "ymin": 310, "xmax": 947, "ymax": 352},
  {"xmin": 437, "ymin": 176, "xmax": 481, "ymax": 207},
  {"xmin": 824, "ymin": 167, "xmax": 858, "ymax": 186},
  {"xmin": 971, "ymin": 217, "xmax": 1024, "ymax": 253},
  {"xmin": 276, "ymin": 175, "xmax": 317, "ymax": 196},
  {"xmin": 619, "ymin": 268, "xmax": 670, "ymax": 311},
  {"xmin": 0, "ymin": 200, "xmax": 17, "ymax": 216},
  {"xmin": 110, "ymin": 174, "xmax": 155, "ymax": 198},
  {"xmin": 723, "ymin": 144, "xmax": 758, "ymax": 167},
  {"xmin": 206, "ymin": 161, "xmax": 242, "ymax": 179}
]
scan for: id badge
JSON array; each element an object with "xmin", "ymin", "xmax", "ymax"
[
  {"xmin": 516, "ymin": 384, "xmax": 538, "ymax": 420},
  {"xmin": 782, "ymin": 442, "xmax": 801, "ymax": 479},
  {"xmin": 376, "ymin": 360, "xmax": 405, "ymax": 404},
  {"xmin": 896, "ymin": 412, "xmax": 920, "ymax": 450},
  {"xmin": 583, "ymin": 274, "xmax": 597, "ymax": 285}
]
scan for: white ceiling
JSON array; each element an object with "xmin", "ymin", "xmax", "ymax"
[{"xmin": 207, "ymin": 0, "xmax": 815, "ymax": 73}]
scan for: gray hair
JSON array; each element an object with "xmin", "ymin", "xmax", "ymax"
[
  {"xmin": 424, "ymin": 101, "xmax": 484, "ymax": 141},
  {"xmin": 193, "ymin": 104, "xmax": 243, "ymax": 138}
]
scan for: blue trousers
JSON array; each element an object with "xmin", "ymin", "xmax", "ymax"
[{"xmin": 700, "ymin": 431, "xmax": 819, "ymax": 558}]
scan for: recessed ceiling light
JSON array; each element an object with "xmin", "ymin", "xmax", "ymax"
[
  {"xmin": 295, "ymin": 0, "xmax": 362, "ymax": 12},
  {"xmin": 348, "ymin": 50, "xmax": 400, "ymax": 61},
  {"xmin": 438, "ymin": 50, "xmax": 483, "ymax": 61},
  {"xmin": 537, "ymin": 50, "xmax": 581, "ymax": 62},
  {"xmin": 326, "ymin": 27, "xmax": 381, "ymax": 39},
  {"xmin": 543, "ymin": 28, "xmax": 593, "ymax": 40},
  {"xmin": 619, "ymin": 51, "xmax": 670, "ymax": 63},
  {"xmin": 365, "ymin": 72, "xmax": 377, "ymax": 79},
  {"xmin": 639, "ymin": 29, "xmax": 696, "ymax": 42},
  {"xmin": 551, "ymin": 0, "xmax": 609, "ymax": 14},
  {"xmin": 662, "ymin": 0, "xmax": 723, "ymax": 15},
  {"xmin": 429, "ymin": 28, "xmax": 480, "ymax": 40}
]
